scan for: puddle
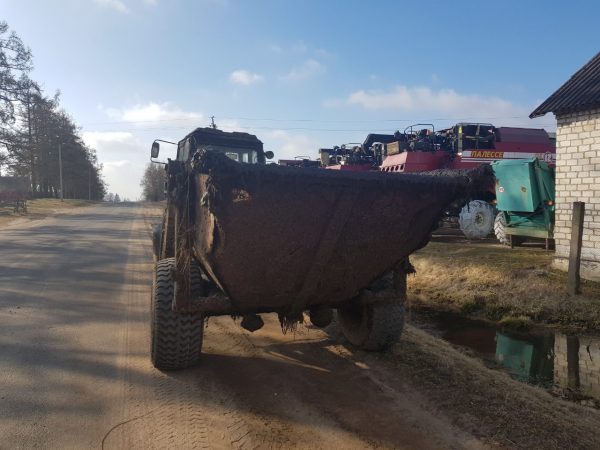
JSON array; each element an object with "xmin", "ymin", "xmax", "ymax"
[{"xmin": 413, "ymin": 312, "xmax": 600, "ymax": 407}]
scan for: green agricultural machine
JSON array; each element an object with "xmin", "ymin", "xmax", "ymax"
[{"xmin": 492, "ymin": 158, "xmax": 555, "ymax": 249}]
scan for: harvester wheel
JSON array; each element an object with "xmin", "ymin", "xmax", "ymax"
[
  {"xmin": 337, "ymin": 301, "xmax": 404, "ymax": 351},
  {"xmin": 458, "ymin": 200, "xmax": 495, "ymax": 239},
  {"xmin": 151, "ymin": 258, "xmax": 204, "ymax": 370},
  {"xmin": 494, "ymin": 211, "xmax": 509, "ymax": 245}
]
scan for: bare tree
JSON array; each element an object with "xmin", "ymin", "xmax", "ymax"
[
  {"xmin": 0, "ymin": 21, "xmax": 32, "ymax": 127},
  {"xmin": 140, "ymin": 163, "xmax": 165, "ymax": 201},
  {"xmin": 0, "ymin": 21, "xmax": 106, "ymax": 200}
]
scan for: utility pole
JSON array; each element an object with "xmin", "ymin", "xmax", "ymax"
[
  {"xmin": 567, "ymin": 202, "xmax": 585, "ymax": 295},
  {"xmin": 27, "ymin": 93, "xmax": 36, "ymax": 195},
  {"xmin": 58, "ymin": 143, "xmax": 64, "ymax": 202},
  {"xmin": 88, "ymin": 165, "xmax": 91, "ymax": 201}
]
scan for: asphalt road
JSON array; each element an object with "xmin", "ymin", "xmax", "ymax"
[{"xmin": 0, "ymin": 203, "xmax": 484, "ymax": 449}]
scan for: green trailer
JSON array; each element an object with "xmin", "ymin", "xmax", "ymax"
[{"xmin": 491, "ymin": 158, "xmax": 555, "ymax": 249}]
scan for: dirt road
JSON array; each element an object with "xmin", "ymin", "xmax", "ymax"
[{"xmin": 0, "ymin": 203, "xmax": 489, "ymax": 449}]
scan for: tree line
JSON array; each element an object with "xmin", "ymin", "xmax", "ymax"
[{"xmin": 0, "ymin": 21, "xmax": 106, "ymax": 200}]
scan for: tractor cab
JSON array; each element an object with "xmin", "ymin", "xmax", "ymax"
[
  {"xmin": 450, "ymin": 123, "xmax": 497, "ymax": 153},
  {"xmin": 151, "ymin": 127, "xmax": 273, "ymax": 164}
]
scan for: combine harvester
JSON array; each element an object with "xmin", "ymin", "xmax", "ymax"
[
  {"xmin": 149, "ymin": 127, "xmax": 493, "ymax": 370},
  {"xmin": 320, "ymin": 123, "xmax": 556, "ymax": 241}
]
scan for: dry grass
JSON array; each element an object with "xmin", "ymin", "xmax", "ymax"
[
  {"xmin": 408, "ymin": 240, "xmax": 600, "ymax": 330},
  {"xmin": 386, "ymin": 325, "xmax": 600, "ymax": 449},
  {"xmin": 0, "ymin": 198, "xmax": 98, "ymax": 227}
]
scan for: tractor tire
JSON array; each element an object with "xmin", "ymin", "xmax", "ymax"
[
  {"xmin": 337, "ymin": 301, "xmax": 404, "ymax": 351},
  {"xmin": 151, "ymin": 258, "xmax": 204, "ymax": 371},
  {"xmin": 494, "ymin": 212, "xmax": 509, "ymax": 245},
  {"xmin": 458, "ymin": 200, "xmax": 495, "ymax": 239},
  {"xmin": 494, "ymin": 213, "xmax": 527, "ymax": 247}
]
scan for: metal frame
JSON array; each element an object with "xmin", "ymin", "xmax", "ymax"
[{"xmin": 150, "ymin": 139, "xmax": 177, "ymax": 164}]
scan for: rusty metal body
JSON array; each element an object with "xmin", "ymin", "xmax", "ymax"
[{"xmin": 173, "ymin": 150, "xmax": 489, "ymax": 318}]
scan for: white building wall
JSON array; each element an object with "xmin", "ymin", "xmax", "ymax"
[{"xmin": 552, "ymin": 108, "xmax": 600, "ymax": 280}]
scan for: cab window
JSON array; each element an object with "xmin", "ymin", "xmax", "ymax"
[{"xmin": 225, "ymin": 152, "xmax": 239, "ymax": 161}]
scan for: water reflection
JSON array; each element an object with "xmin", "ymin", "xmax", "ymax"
[
  {"xmin": 554, "ymin": 334, "xmax": 600, "ymax": 401},
  {"xmin": 421, "ymin": 314, "xmax": 600, "ymax": 404},
  {"xmin": 495, "ymin": 333, "xmax": 554, "ymax": 386}
]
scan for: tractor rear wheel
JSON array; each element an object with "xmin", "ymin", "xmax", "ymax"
[
  {"xmin": 458, "ymin": 200, "xmax": 495, "ymax": 239},
  {"xmin": 494, "ymin": 211, "xmax": 509, "ymax": 245},
  {"xmin": 151, "ymin": 258, "xmax": 204, "ymax": 370},
  {"xmin": 337, "ymin": 301, "xmax": 404, "ymax": 351}
]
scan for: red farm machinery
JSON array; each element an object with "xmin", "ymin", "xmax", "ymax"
[{"xmin": 319, "ymin": 123, "xmax": 556, "ymax": 240}]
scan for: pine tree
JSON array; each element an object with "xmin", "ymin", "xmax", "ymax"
[{"xmin": 140, "ymin": 163, "xmax": 166, "ymax": 201}]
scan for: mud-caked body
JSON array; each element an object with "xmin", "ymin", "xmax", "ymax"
[{"xmin": 150, "ymin": 127, "xmax": 493, "ymax": 370}]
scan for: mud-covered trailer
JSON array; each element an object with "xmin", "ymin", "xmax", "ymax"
[{"xmin": 150, "ymin": 127, "xmax": 492, "ymax": 370}]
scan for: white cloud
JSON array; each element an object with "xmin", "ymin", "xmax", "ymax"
[
  {"xmin": 95, "ymin": 0, "xmax": 225, "ymax": 13},
  {"xmin": 281, "ymin": 59, "xmax": 325, "ymax": 82},
  {"xmin": 291, "ymin": 41, "xmax": 308, "ymax": 53},
  {"xmin": 268, "ymin": 43, "xmax": 283, "ymax": 53},
  {"xmin": 263, "ymin": 130, "xmax": 318, "ymax": 161},
  {"xmin": 346, "ymin": 86, "xmax": 517, "ymax": 115},
  {"xmin": 85, "ymin": 101, "xmax": 207, "ymax": 199},
  {"xmin": 215, "ymin": 118, "xmax": 241, "ymax": 132},
  {"xmin": 82, "ymin": 121, "xmax": 319, "ymax": 199},
  {"xmin": 103, "ymin": 159, "xmax": 131, "ymax": 168},
  {"xmin": 81, "ymin": 131, "xmax": 133, "ymax": 148},
  {"xmin": 342, "ymin": 85, "xmax": 553, "ymax": 128},
  {"xmin": 94, "ymin": 0, "xmax": 129, "ymax": 13},
  {"xmin": 82, "ymin": 130, "xmax": 147, "ymax": 199},
  {"xmin": 229, "ymin": 70, "xmax": 264, "ymax": 86},
  {"xmin": 104, "ymin": 102, "xmax": 202, "ymax": 123},
  {"xmin": 102, "ymin": 160, "xmax": 144, "ymax": 200}
]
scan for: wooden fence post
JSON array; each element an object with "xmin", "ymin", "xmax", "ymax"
[{"xmin": 567, "ymin": 202, "xmax": 585, "ymax": 295}]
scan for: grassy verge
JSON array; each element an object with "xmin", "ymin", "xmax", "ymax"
[
  {"xmin": 407, "ymin": 235, "xmax": 600, "ymax": 330},
  {"xmin": 27, "ymin": 198, "xmax": 97, "ymax": 213},
  {"xmin": 0, "ymin": 198, "xmax": 98, "ymax": 227}
]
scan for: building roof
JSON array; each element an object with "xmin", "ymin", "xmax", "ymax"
[{"xmin": 530, "ymin": 51, "xmax": 600, "ymax": 118}]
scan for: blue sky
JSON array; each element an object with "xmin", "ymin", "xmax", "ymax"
[{"xmin": 4, "ymin": 0, "xmax": 600, "ymax": 198}]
